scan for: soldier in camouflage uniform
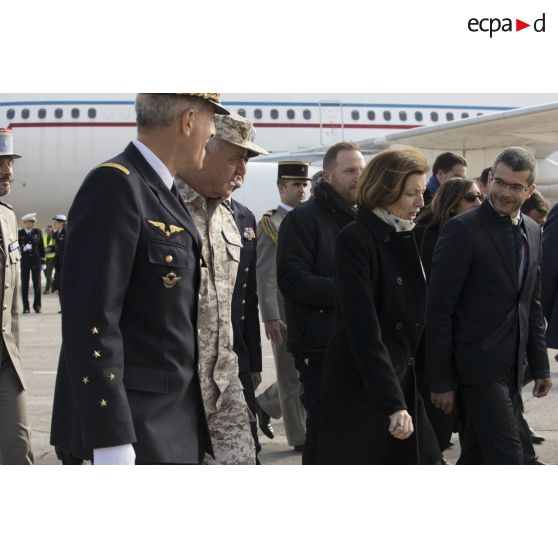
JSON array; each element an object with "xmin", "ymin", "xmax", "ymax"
[
  {"xmin": 255, "ymin": 162, "xmax": 310, "ymax": 450},
  {"xmin": 178, "ymin": 114, "xmax": 268, "ymax": 464}
]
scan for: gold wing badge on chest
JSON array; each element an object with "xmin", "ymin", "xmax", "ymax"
[
  {"xmin": 162, "ymin": 272, "xmax": 182, "ymax": 289},
  {"xmin": 148, "ymin": 220, "xmax": 185, "ymax": 238}
]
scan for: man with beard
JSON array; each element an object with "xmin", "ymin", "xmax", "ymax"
[
  {"xmin": 427, "ymin": 147, "xmax": 551, "ymax": 464},
  {"xmin": 51, "ymin": 94, "xmax": 228, "ymax": 465},
  {"xmin": 178, "ymin": 113, "xmax": 268, "ymax": 464},
  {"xmin": 0, "ymin": 129, "xmax": 33, "ymax": 464},
  {"xmin": 277, "ymin": 143, "xmax": 366, "ymax": 464}
]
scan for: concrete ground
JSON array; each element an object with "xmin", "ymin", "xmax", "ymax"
[{"xmin": 20, "ymin": 293, "xmax": 558, "ymax": 465}]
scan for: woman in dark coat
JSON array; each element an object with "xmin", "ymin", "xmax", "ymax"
[
  {"xmin": 414, "ymin": 178, "xmax": 483, "ymax": 453},
  {"xmin": 319, "ymin": 147, "xmax": 441, "ymax": 465}
]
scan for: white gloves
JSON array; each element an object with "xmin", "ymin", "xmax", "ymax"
[
  {"xmin": 23, "ymin": 243, "xmax": 32, "ymax": 252},
  {"xmin": 93, "ymin": 443, "xmax": 136, "ymax": 465},
  {"xmin": 41, "ymin": 264, "xmax": 46, "ymax": 271}
]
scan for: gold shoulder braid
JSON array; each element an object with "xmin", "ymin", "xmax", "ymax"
[
  {"xmin": 97, "ymin": 163, "xmax": 131, "ymax": 175},
  {"xmin": 259, "ymin": 214, "xmax": 278, "ymax": 245}
]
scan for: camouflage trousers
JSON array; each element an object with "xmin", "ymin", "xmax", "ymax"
[{"xmin": 203, "ymin": 379, "xmax": 256, "ymax": 465}]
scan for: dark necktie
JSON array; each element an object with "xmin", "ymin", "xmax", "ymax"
[
  {"xmin": 511, "ymin": 223, "xmax": 522, "ymax": 273},
  {"xmin": 170, "ymin": 182, "xmax": 179, "ymax": 200}
]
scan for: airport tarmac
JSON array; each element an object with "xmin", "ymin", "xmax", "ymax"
[{"xmin": 20, "ymin": 292, "xmax": 558, "ymax": 465}]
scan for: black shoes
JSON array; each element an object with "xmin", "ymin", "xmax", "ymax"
[
  {"xmin": 529, "ymin": 427, "xmax": 545, "ymax": 445},
  {"xmin": 23, "ymin": 308, "xmax": 30, "ymax": 314},
  {"xmin": 34, "ymin": 307, "xmax": 41, "ymax": 314},
  {"xmin": 293, "ymin": 445, "xmax": 304, "ymax": 453},
  {"xmin": 256, "ymin": 402, "xmax": 275, "ymax": 439}
]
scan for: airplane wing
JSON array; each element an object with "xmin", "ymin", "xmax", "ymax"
[{"xmin": 366, "ymin": 101, "xmax": 558, "ymax": 158}]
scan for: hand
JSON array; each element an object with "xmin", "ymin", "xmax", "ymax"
[
  {"xmin": 93, "ymin": 443, "xmax": 136, "ymax": 465},
  {"xmin": 264, "ymin": 320, "xmax": 286, "ymax": 345},
  {"xmin": 23, "ymin": 243, "xmax": 32, "ymax": 252},
  {"xmin": 251, "ymin": 372, "xmax": 262, "ymax": 391},
  {"xmin": 431, "ymin": 391, "xmax": 455, "ymax": 414},
  {"xmin": 388, "ymin": 410, "xmax": 414, "ymax": 440},
  {"xmin": 41, "ymin": 264, "xmax": 46, "ymax": 271},
  {"xmin": 533, "ymin": 378, "xmax": 552, "ymax": 398}
]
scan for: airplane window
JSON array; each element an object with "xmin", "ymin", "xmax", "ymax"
[
  {"xmin": 303, "ymin": 109, "xmax": 311, "ymax": 120},
  {"xmin": 399, "ymin": 111, "xmax": 407, "ymax": 122},
  {"xmin": 88, "ymin": 108, "xmax": 97, "ymax": 119},
  {"xmin": 254, "ymin": 109, "xmax": 262, "ymax": 119},
  {"xmin": 287, "ymin": 109, "xmax": 295, "ymax": 120},
  {"xmin": 270, "ymin": 109, "xmax": 279, "ymax": 120},
  {"xmin": 237, "ymin": 108, "xmax": 246, "ymax": 117},
  {"xmin": 351, "ymin": 110, "xmax": 360, "ymax": 121},
  {"xmin": 383, "ymin": 110, "xmax": 392, "ymax": 121},
  {"xmin": 55, "ymin": 108, "xmax": 63, "ymax": 119},
  {"xmin": 431, "ymin": 112, "xmax": 439, "ymax": 122},
  {"xmin": 367, "ymin": 110, "xmax": 375, "ymax": 121},
  {"xmin": 415, "ymin": 111, "xmax": 423, "ymax": 122},
  {"xmin": 6, "ymin": 109, "xmax": 15, "ymax": 119},
  {"xmin": 71, "ymin": 108, "xmax": 80, "ymax": 119},
  {"xmin": 38, "ymin": 108, "xmax": 47, "ymax": 119},
  {"xmin": 461, "ymin": 112, "xmax": 469, "ymax": 119},
  {"xmin": 446, "ymin": 112, "xmax": 454, "ymax": 121},
  {"xmin": 21, "ymin": 109, "xmax": 30, "ymax": 119}
]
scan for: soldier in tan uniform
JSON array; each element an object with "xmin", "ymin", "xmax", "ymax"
[
  {"xmin": 0, "ymin": 129, "xmax": 33, "ymax": 465},
  {"xmin": 255, "ymin": 162, "xmax": 310, "ymax": 450},
  {"xmin": 178, "ymin": 114, "xmax": 267, "ymax": 464}
]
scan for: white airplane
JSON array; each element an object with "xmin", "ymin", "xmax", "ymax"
[{"xmin": 1, "ymin": 93, "xmax": 558, "ymax": 225}]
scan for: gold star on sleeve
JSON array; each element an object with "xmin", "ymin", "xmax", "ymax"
[
  {"xmin": 93, "ymin": 351, "xmax": 101, "ymax": 359},
  {"xmin": 100, "ymin": 399, "xmax": 108, "ymax": 408},
  {"xmin": 82, "ymin": 376, "xmax": 90, "ymax": 385}
]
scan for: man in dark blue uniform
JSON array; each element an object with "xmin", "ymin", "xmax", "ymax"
[
  {"xmin": 51, "ymin": 93, "xmax": 229, "ymax": 465},
  {"xmin": 18, "ymin": 213, "xmax": 45, "ymax": 313},
  {"xmin": 52, "ymin": 214, "xmax": 66, "ymax": 311}
]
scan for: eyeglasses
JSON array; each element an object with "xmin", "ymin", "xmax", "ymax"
[
  {"xmin": 490, "ymin": 175, "xmax": 529, "ymax": 193},
  {"xmin": 462, "ymin": 192, "xmax": 485, "ymax": 202}
]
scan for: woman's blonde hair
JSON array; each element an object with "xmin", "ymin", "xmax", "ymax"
[{"xmin": 357, "ymin": 147, "xmax": 429, "ymax": 210}]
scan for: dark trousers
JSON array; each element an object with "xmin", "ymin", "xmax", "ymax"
[
  {"xmin": 21, "ymin": 263, "xmax": 41, "ymax": 311},
  {"xmin": 458, "ymin": 368, "xmax": 536, "ymax": 465},
  {"xmin": 44, "ymin": 258, "xmax": 55, "ymax": 293},
  {"xmin": 239, "ymin": 371, "xmax": 261, "ymax": 463},
  {"xmin": 294, "ymin": 355, "xmax": 323, "ymax": 465}
]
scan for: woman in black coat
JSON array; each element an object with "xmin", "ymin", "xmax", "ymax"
[
  {"xmin": 319, "ymin": 147, "xmax": 441, "ymax": 464},
  {"xmin": 414, "ymin": 178, "xmax": 483, "ymax": 452}
]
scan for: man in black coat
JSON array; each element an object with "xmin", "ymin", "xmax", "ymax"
[
  {"xmin": 277, "ymin": 142, "xmax": 366, "ymax": 464},
  {"xmin": 542, "ymin": 202, "xmax": 558, "ymax": 352},
  {"xmin": 52, "ymin": 214, "xmax": 66, "ymax": 312},
  {"xmin": 231, "ymin": 197, "xmax": 263, "ymax": 458},
  {"xmin": 50, "ymin": 93, "xmax": 230, "ymax": 465},
  {"xmin": 426, "ymin": 147, "xmax": 552, "ymax": 465},
  {"xmin": 18, "ymin": 213, "xmax": 45, "ymax": 313}
]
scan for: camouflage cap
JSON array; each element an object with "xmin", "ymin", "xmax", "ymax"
[
  {"xmin": 175, "ymin": 93, "xmax": 230, "ymax": 115},
  {"xmin": 214, "ymin": 113, "xmax": 269, "ymax": 158}
]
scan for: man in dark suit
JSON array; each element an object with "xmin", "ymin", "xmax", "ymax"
[
  {"xmin": 50, "ymin": 93, "xmax": 230, "ymax": 465},
  {"xmin": 426, "ymin": 147, "xmax": 552, "ymax": 465},
  {"xmin": 18, "ymin": 213, "xmax": 45, "ymax": 313},
  {"xmin": 542, "ymin": 202, "xmax": 558, "ymax": 352}
]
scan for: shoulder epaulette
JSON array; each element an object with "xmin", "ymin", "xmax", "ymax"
[
  {"xmin": 97, "ymin": 162, "xmax": 130, "ymax": 175},
  {"xmin": 0, "ymin": 200, "xmax": 14, "ymax": 210},
  {"xmin": 258, "ymin": 214, "xmax": 278, "ymax": 245}
]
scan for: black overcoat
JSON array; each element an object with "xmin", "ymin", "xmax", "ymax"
[
  {"xmin": 230, "ymin": 198, "xmax": 262, "ymax": 375},
  {"xmin": 319, "ymin": 208, "xmax": 441, "ymax": 464},
  {"xmin": 542, "ymin": 202, "xmax": 558, "ymax": 348},
  {"xmin": 50, "ymin": 143, "xmax": 211, "ymax": 464}
]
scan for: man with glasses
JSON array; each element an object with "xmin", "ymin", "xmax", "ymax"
[{"xmin": 426, "ymin": 147, "xmax": 551, "ymax": 464}]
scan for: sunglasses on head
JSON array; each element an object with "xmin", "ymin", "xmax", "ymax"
[{"xmin": 462, "ymin": 192, "xmax": 485, "ymax": 202}]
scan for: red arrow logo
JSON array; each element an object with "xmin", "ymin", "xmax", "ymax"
[{"xmin": 516, "ymin": 19, "xmax": 530, "ymax": 31}]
